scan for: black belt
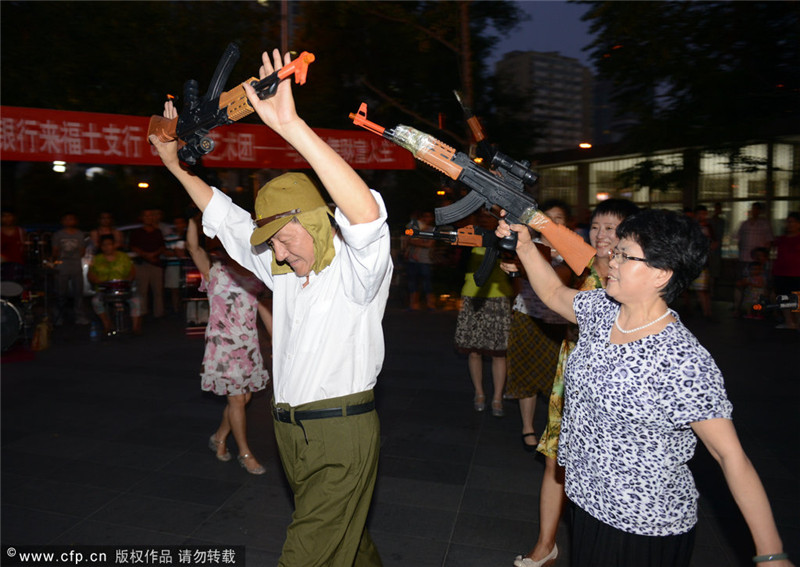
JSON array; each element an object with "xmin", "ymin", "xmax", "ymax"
[{"xmin": 272, "ymin": 400, "xmax": 375, "ymax": 424}]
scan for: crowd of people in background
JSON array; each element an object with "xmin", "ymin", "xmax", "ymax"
[
  {"xmin": 2, "ymin": 199, "xmax": 796, "ymax": 344},
  {"xmin": 0, "ymin": 207, "xmax": 199, "ymax": 338}
]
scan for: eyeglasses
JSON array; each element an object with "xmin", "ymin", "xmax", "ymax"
[{"xmin": 608, "ymin": 249, "xmax": 648, "ymax": 264}]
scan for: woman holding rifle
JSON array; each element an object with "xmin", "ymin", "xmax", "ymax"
[{"xmin": 497, "ymin": 208, "xmax": 791, "ymax": 566}]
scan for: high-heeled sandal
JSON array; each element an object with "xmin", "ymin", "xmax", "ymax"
[
  {"xmin": 521, "ymin": 432, "xmax": 538, "ymax": 453},
  {"xmin": 491, "ymin": 399, "xmax": 505, "ymax": 417},
  {"xmin": 208, "ymin": 434, "xmax": 232, "ymax": 462},
  {"xmin": 237, "ymin": 453, "xmax": 266, "ymax": 475},
  {"xmin": 514, "ymin": 543, "xmax": 558, "ymax": 567},
  {"xmin": 474, "ymin": 394, "xmax": 487, "ymax": 412}
]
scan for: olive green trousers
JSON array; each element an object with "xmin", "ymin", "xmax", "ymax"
[{"xmin": 274, "ymin": 390, "xmax": 382, "ymax": 567}]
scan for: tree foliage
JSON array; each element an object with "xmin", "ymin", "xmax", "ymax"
[
  {"xmin": 1, "ymin": 1, "xmax": 522, "ymax": 145},
  {"xmin": 289, "ymin": 2, "xmax": 522, "ymax": 144},
  {"xmin": 1, "ymin": 1, "xmax": 528, "ymax": 225},
  {"xmin": 0, "ymin": 1, "xmax": 280, "ymax": 116},
  {"xmin": 581, "ymin": 1, "xmax": 800, "ymax": 151}
]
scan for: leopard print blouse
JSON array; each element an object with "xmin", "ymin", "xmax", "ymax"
[{"xmin": 559, "ymin": 289, "xmax": 733, "ymax": 536}]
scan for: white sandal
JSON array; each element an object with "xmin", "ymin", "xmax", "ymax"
[{"xmin": 514, "ymin": 544, "xmax": 558, "ymax": 567}]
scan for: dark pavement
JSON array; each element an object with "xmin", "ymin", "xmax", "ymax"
[{"xmin": 2, "ymin": 299, "xmax": 798, "ymax": 566}]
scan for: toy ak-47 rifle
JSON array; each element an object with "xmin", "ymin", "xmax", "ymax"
[
  {"xmin": 148, "ymin": 43, "xmax": 315, "ymax": 165},
  {"xmin": 405, "ymin": 224, "xmax": 515, "ymax": 286},
  {"xmin": 752, "ymin": 292, "xmax": 800, "ymax": 313},
  {"xmin": 350, "ymin": 103, "xmax": 596, "ymax": 276}
]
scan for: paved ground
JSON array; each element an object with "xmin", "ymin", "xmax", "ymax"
[{"xmin": 1, "ymin": 299, "xmax": 798, "ymax": 566}]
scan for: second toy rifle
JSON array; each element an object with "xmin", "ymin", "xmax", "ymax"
[
  {"xmin": 752, "ymin": 292, "xmax": 800, "ymax": 313},
  {"xmin": 405, "ymin": 225, "xmax": 517, "ymax": 286},
  {"xmin": 148, "ymin": 43, "xmax": 315, "ymax": 165},
  {"xmin": 350, "ymin": 103, "xmax": 595, "ymax": 275}
]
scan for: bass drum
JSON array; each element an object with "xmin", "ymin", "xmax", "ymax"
[
  {"xmin": 1, "ymin": 299, "xmax": 23, "ymax": 352},
  {"xmin": 0, "ymin": 280, "xmax": 24, "ymax": 299}
]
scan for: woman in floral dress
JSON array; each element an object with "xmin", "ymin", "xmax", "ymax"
[{"xmin": 186, "ymin": 216, "xmax": 271, "ymax": 475}]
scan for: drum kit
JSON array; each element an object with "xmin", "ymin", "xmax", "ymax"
[
  {"xmin": 1, "ymin": 233, "xmax": 55, "ymax": 352},
  {"xmin": 1, "ymin": 283, "xmax": 24, "ymax": 352},
  {"xmin": 97, "ymin": 279, "xmax": 132, "ymax": 334},
  {"xmin": 0, "ymin": 265, "xmax": 43, "ymax": 352}
]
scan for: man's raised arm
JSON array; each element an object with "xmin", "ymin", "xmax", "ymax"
[
  {"xmin": 242, "ymin": 49, "xmax": 380, "ymax": 225},
  {"xmin": 148, "ymin": 100, "xmax": 214, "ymax": 212}
]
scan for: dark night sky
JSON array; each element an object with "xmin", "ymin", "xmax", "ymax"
[{"xmin": 489, "ymin": 0, "xmax": 594, "ymax": 69}]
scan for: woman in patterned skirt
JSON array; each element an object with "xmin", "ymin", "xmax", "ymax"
[
  {"xmin": 509, "ymin": 198, "xmax": 638, "ymax": 567},
  {"xmin": 499, "ymin": 208, "xmax": 791, "ymax": 567},
  {"xmin": 186, "ymin": 216, "xmax": 271, "ymax": 475},
  {"xmin": 454, "ymin": 211, "xmax": 514, "ymax": 417}
]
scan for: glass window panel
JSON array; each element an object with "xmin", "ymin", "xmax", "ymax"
[{"xmin": 537, "ymin": 165, "xmax": 578, "ymax": 206}]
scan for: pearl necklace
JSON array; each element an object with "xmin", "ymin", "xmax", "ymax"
[{"xmin": 614, "ymin": 309, "xmax": 671, "ymax": 334}]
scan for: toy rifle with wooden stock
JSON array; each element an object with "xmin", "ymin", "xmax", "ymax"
[
  {"xmin": 405, "ymin": 224, "xmax": 517, "ymax": 286},
  {"xmin": 147, "ymin": 43, "xmax": 315, "ymax": 165},
  {"xmin": 350, "ymin": 103, "xmax": 596, "ymax": 276}
]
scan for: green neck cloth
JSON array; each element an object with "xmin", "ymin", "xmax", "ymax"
[{"xmin": 270, "ymin": 206, "xmax": 336, "ymax": 276}]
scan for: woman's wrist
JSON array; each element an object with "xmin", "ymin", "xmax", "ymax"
[{"xmin": 753, "ymin": 552, "xmax": 788, "ymax": 563}]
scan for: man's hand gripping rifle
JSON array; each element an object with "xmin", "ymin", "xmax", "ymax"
[
  {"xmin": 147, "ymin": 43, "xmax": 315, "ymax": 165},
  {"xmin": 350, "ymin": 103, "xmax": 596, "ymax": 276}
]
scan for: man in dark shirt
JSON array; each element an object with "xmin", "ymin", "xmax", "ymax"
[{"xmin": 129, "ymin": 209, "xmax": 166, "ymax": 318}]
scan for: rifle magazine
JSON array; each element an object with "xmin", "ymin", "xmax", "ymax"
[
  {"xmin": 435, "ymin": 191, "xmax": 486, "ymax": 225},
  {"xmin": 473, "ymin": 246, "xmax": 499, "ymax": 288}
]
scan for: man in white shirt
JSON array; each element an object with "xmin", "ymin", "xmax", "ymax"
[{"xmin": 150, "ymin": 49, "xmax": 391, "ymax": 567}]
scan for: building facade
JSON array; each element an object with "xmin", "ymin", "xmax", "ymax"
[
  {"xmin": 532, "ymin": 138, "xmax": 800, "ymax": 257},
  {"xmin": 495, "ymin": 50, "xmax": 593, "ymax": 153}
]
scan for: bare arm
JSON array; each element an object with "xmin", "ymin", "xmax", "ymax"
[
  {"xmin": 497, "ymin": 219, "xmax": 578, "ymax": 323},
  {"xmin": 242, "ymin": 50, "xmax": 379, "ymax": 225},
  {"xmin": 257, "ymin": 300, "xmax": 272, "ymax": 338},
  {"xmin": 185, "ymin": 217, "xmax": 211, "ymax": 278},
  {"xmin": 148, "ymin": 101, "xmax": 214, "ymax": 212},
  {"xmin": 692, "ymin": 418, "xmax": 791, "ymax": 566}
]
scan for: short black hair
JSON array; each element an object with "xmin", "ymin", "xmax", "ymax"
[
  {"xmin": 540, "ymin": 199, "xmax": 571, "ymax": 219},
  {"xmin": 98, "ymin": 234, "xmax": 115, "ymax": 245},
  {"xmin": 591, "ymin": 198, "xmax": 639, "ymax": 223},
  {"xmin": 617, "ymin": 209, "xmax": 708, "ymax": 304}
]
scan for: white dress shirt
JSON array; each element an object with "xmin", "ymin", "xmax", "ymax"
[{"xmin": 202, "ymin": 187, "xmax": 393, "ymax": 406}]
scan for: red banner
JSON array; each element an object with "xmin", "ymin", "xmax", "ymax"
[{"xmin": 0, "ymin": 106, "xmax": 415, "ymax": 170}]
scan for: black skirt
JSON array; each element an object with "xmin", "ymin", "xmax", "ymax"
[{"xmin": 570, "ymin": 502, "xmax": 696, "ymax": 567}]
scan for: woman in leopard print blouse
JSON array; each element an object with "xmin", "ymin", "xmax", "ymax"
[{"xmin": 497, "ymin": 209, "xmax": 790, "ymax": 567}]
